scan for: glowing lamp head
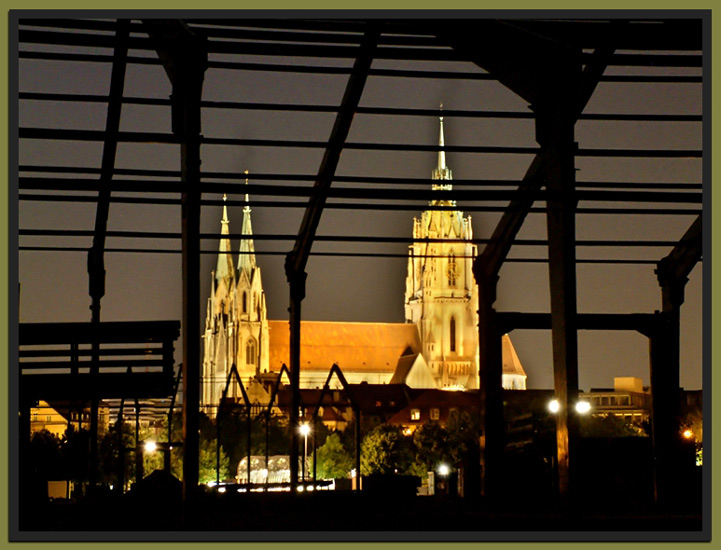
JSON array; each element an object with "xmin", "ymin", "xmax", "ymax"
[
  {"xmin": 575, "ymin": 401, "xmax": 591, "ymax": 414},
  {"xmin": 438, "ymin": 464, "xmax": 450, "ymax": 477},
  {"xmin": 548, "ymin": 400, "xmax": 560, "ymax": 414},
  {"xmin": 144, "ymin": 441, "xmax": 157, "ymax": 453},
  {"xmin": 299, "ymin": 423, "xmax": 311, "ymax": 437},
  {"xmin": 683, "ymin": 429, "xmax": 694, "ymax": 439}
]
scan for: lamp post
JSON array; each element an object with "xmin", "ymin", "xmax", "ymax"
[{"xmin": 299, "ymin": 423, "xmax": 311, "ymax": 485}]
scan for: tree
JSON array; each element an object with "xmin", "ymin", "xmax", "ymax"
[
  {"xmin": 413, "ymin": 421, "xmax": 453, "ymax": 477},
  {"xmin": 360, "ymin": 424, "xmax": 415, "ymax": 475},
  {"xmin": 578, "ymin": 414, "xmax": 646, "ymax": 438},
  {"xmin": 198, "ymin": 439, "xmax": 230, "ymax": 484},
  {"xmin": 315, "ymin": 432, "xmax": 353, "ymax": 479}
]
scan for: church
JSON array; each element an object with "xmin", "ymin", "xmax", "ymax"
[{"xmin": 201, "ymin": 119, "xmax": 527, "ymax": 414}]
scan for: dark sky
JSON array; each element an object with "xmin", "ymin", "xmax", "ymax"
[{"xmin": 17, "ymin": 21, "xmax": 704, "ymax": 391}]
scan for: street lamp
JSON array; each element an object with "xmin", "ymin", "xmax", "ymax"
[
  {"xmin": 548, "ymin": 399, "xmax": 560, "ymax": 413},
  {"xmin": 575, "ymin": 401, "xmax": 591, "ymax": 414},
  {"xmin": 299, "ymin": 423, "xmax": 311, "ymax": 482},
  {"xmin": 143, "ymin": 440, "xmax": 157, "ymax": 453}
]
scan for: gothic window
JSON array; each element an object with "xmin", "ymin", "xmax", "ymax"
[
  {"xmin": 450, "ymin": 317, "xmax": 456, "ymax": 353},
  {"xmin": 246, "ymin": 339, "xmax": 256, "ymax": 365},
  {"xmin": 446, "ymin": 253, "xmax": 458, "ymax": 286},
  {"xmin": 242, "ymin": 292, "xmax": 247, "ymax": 313},
  {"xmin": 252, "ymin": 292, "xmax": 258, "ymax": 312}
]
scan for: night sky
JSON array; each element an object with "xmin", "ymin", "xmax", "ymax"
[{"xmin": 17, "ymin": 20, "xmax": 704, "ymax": 391}]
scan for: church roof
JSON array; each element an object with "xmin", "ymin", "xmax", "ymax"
[
  {"xmin": 501, "ymin": 334, "xmax": 527, "ymax": 378},
  {"xmin": 267, "ymin": 320, "xmax": 422, "ymax": 374}
]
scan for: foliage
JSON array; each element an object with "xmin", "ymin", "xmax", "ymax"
[
  {"xmin": 198, "ymin": 439, "xmax": 231, "ymax": 484},
  {"xmin": 315, "ymin": 432, "xmax": 353, "ymax": 479},
  {"xmin": 412, "ymin": 421, "xmax": 454, "ymax": 475},
  {"xmin": 217, "ymin": 409, "xmax": 290, "ymax": 473},
  {"xmin": 360, "ymin": 424, "xmax": 415, "ymax": 475},
  {"xmin": 578, "ymin": 414, "xmax": 647, "ymax": 438}
]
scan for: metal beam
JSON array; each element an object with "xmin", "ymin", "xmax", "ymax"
[
  {"xmin": 496, "ymin": 312, "xmax": 659, "ymax": 337},
  {"xmin": 85, "ymin": 18, "xmax": 130, "ymax": 490},
  {"xmin": 468, "ymin": 33, "xmax": 614, "ymax": 500},
  {"xmin": 656, "ymin": 215, "xmax": 703, "ymax": 310},
  {"xmin": 143, "ymin": 19, "xmax": 207, "ymax": 508},
  {"xmin": 650, "ymin": 215, "xmax": 702, "ymax": 508},
  {"xmin": 284, "ymin": 25, "xmax": 378, "ymax": 492}
]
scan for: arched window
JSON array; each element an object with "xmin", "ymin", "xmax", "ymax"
[
  {"xmin": 246, "ymin": 339, "xmax": 256, "ymax": 365},
  {"xmin": 242, "ymin": 291, "xmax": 247, "ymax": 313},
  {"xmin": 449, "ymin": 317, "xmax": 456, "ymax": 353},
  {"xmin": 447, "ymin": 252, "xmax": 457, "ymax": 287}
]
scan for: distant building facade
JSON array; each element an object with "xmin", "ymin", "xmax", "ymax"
[{"xmin": 201, "ymin": 119, "xmax": 527, "ymax": 415}]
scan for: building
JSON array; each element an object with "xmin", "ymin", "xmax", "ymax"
[
  {"xmin": 581, "ymin": 377, "xmax": 652, "ymax": 426},
  {"xmin": 201, "ymin": 119, "xmax": 527, "ymax": 415}
]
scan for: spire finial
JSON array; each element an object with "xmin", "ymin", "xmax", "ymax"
[
  {"xmin": 438, "ymin": 112, "xmax": 446, "ymax": 172},
  {"xmin": 431, "ymin": 106, "xmax": 453, "ymax": 197},
  {"xmin": 221, "ymin": 193, "xmax": 229, "ymax": 224},
  {"xmin": 244, "ymin": 169, "xmax": 250, "ymax": 212}
]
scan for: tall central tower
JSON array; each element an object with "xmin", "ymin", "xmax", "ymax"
[{"xmin": 404, "ymin": 117, "xmax": 480, "ymax": 389}]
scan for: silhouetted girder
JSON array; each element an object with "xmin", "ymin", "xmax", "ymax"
[
  {"xmin": 434, "ymin": 19, "xmax": 582, "ymax": 106},
  {"xmin": 503, "ymin": 19, "xmax": 702, "ymax": 51},
  {"xmin": 656, "ymin": 215, "xmax": 703, "ymax": 309},
  {"xmin": 495, "ymin": 312, "xmax": 659, "ymax": 337},
  {"xmin": 143, "ymin": 18, "xmax": 207, "ymax": 507},
  {"xmin": 87, "ymin": 19, "xmax": 129, "ymax": 312},
  {"xmin": 32, "ymin": 17, "xmax": 702, "ymax": 52},
  {"xmin": 650, "ymin": 215, "xmax": 702, "ymax": 508},
  {"xmin": 460, "ymin": 24, "xmax": 612, "ymax": 500},
  {"xmin": 284, "ymin": 25, "xmax": 378, "ymax": 493},
  {"xmin": 86, "ymin": 19, "xmax": 130, "ymax": 488}
]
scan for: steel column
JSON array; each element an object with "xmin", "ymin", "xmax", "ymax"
[
  {"xmin": 87, "ymin": 19, "xmax": 130, "ymax": 489},
  {"xmin": 537, "ymin": 101, "xmax": 580, "ymax": 503},
  {"xmin": 651, "ymin": 215, "xmax": 702, "ymax": 507},
  {"xmin": 472, "ymin": 269, "xmax": 503, "ymax": 499},
  {"xmin": 283, "ymin": 27, "xmax": 377, "ymax": 491},
  {"xmin": 143, "ymin": 20, "xmax": 208, "ymax": 506}
]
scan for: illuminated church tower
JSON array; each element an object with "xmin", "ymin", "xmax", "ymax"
[
  {"xmin": 405, "ymin": 117, "xmax": 527, "ymax": 390},
  {"xmin": 201, "ymin": 186, "xmax": 269, "ymax": 414}
]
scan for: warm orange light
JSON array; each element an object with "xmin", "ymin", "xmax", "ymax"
[{"xmin": 683, "ymin": 429, "xmax": 694, "ymax": 439}]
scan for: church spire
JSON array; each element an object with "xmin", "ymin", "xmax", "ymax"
[
  {"xmin": 215, "ymin": 194, "xmax": 235, "ymax": 283},
  {"xmin": 431, "ymin": 107, "xmax": 453, "ymax": 186},
  {"xmin": 238, "ymin": 170, "xmax": 257, "ymax": 277}
]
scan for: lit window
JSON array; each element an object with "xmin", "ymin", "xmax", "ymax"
[
  {"xmin": 375, "ymin": 401, "xmax": 382, "ymax": 407},
  {"xmin": 430, "ymin": 408, "xmax": 440, "ymax": 421},
  {"xmin": 410, "ymin": 409, "xmax": 421, "ymax": 421}
]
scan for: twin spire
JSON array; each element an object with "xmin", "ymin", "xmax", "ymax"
[{"xmin": 214, "ymin": 172, "xmax": 257, "ymax": 284}]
